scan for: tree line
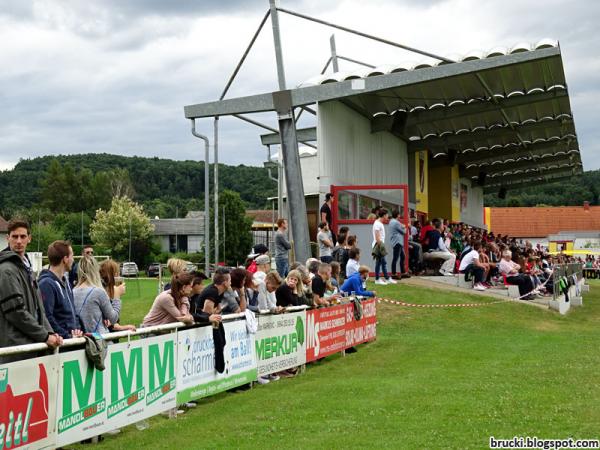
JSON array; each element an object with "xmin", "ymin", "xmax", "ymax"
[{"xmin": 484, "ymin": 169, "xmax": 599, "ymax": 207}]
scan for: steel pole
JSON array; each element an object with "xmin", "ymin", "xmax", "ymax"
[
  {"xmin": 269, "ymin": 0, "xmax": 287, "ymax": 91},
  {"xmin": 329, "ymin": 34, "xmax": 339, "ymax": 72},
  {"xmin": 191, "ymin": 119, "xmax": 211, "ymax": 276},
  {"xmin": 214, "ymin": 117, "xmax": 219, "ymax": 267}
]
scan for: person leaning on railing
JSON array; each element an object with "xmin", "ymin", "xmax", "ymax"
[
  {"xmin": 99, "ymin": 259, "xmax": 137, "ymax": 332},
  {"xmin": 142, "ymin": 272, "xmax": 194, "ymax": 327},
  {"xmin": 0, "ymin": 219, "xmax": 61, "ymax": 363}
]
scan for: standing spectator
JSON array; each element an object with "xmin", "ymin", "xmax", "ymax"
[
  {"xmin": 274, "ymin": 218, "xmax": 291, "ymax": 277},
  {"xmin": 389, "ymin": 209, "xmax": 408, "ymax": 279},
  {"xmin": 69, "ymin": 244, "xmax": 94, "ymax": 288},
  {"xmin": 311, "ymin": 263, "xmax": 337, "ymax": 306},
  {"xmin": 372, "ymin": 209, "xmax": 396, "ymax": 285},
  {"xmin": 276, "ymin": 270, "xmax": 303, "ymax": 307},
  {"xmin": 253, "ymin": 254, "xmax": 271, "ymax": 284},
  {"xmin": 341, "ymin": 265, "xmax": 376, "ymax": 298},
  {"xmin": 99, "ymin": 260, "xmax": 137, "ymax": 332},
  {"xmin": 0, "ymin": 220, "xmax": 61, "ymax": 362},
  {"xmin": 330, "ymin": 261, "xmax": 341, "ymax": 290},
  {"xmin": 332, "ymin": 233, "xmax": 349, "ymax": 280},
  {"xmin": 193, "ymin": 271, "xmax": 231, "ymax": 315},
  {"xmin": 220, "ymin": 268, "xmax": 247, "ymax": 314},
  {"xmin": 73, "ymin": 255, "xmax": 122, "ymax": 334},
  {"xmin": 317, "ymin": 222, "xmax": 334, "ymax": 263},
  {"xmin": 257, "ymin": 271, "xmax": 282, "ymax": 312},
  {"xmin": 38, "ymin": 240, "xmax": 83, "ymax": 339},
  {"xmin": 320, "ymin": 193, "xmax": 336, "ymax": 243},
  {"xmin": 142, "ymin": 272, "xmax": 195, "ymax": 327},
  {"xmin": 164, "ymin": 258, "xmax": 187, "ymax": 291}
]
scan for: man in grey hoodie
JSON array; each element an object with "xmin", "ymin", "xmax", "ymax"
[{"xmin": 0, "ymin": 220, "xmax": 61, "ymax": 363}]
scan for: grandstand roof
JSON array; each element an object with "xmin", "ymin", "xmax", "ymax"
[
  {"xmin": 489, "ymin": 206, "xmax": 600, "ymax": 238},
  {"xmin": 186, "ymin": 40, "xmax": 582, "ymax": 193}
]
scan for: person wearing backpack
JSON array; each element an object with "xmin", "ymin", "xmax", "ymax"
[{"xmin": 331, "ymin": 232, "xmax": 349, "ymax": 280}]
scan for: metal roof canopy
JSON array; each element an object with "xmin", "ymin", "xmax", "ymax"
[{"xmin": 185, "ymin": 44, "xmax": 581, "ymax": 192}]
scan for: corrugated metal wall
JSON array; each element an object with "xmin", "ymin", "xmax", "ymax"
[
  {"xmin": 317, "ymin": 101, "xmax": 408, "ymax": 193},
  {"xmin": 459, "ymin": 178, "xmax": 484, "ymax": 228}
]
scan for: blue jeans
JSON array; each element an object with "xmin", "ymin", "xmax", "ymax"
[
  {"xmin": 391, "ymin": 243, "xmax": 406, "ymax": 275},
  {"xmin": 375, "ymin": 256, "xmax": 389, "ymax": 280},
  {"xmin": 275, "ymin": 258, "xmax": 289, "ymax": 278}
]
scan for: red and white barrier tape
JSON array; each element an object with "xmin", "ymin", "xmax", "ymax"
[{"xmin": 377, "ymin": 297, "xmax": 509, "ymax": 308}]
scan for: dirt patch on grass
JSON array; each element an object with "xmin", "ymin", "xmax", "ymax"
[{"xmin": 531, "ymin": 321, "xmax": 562, "ymax": 332}]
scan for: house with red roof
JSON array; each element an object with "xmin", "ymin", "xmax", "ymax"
[{"xmin": 487, "ymin": 202, "xmax": 600, "ymax": 252}]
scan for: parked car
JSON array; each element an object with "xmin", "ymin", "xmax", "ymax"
[
  {"xmin": 185, "ymin": 261, "xmax": 198, "ymax": 272},
  {"xmin": 121, "ymin": 262, "xmax": 139, "ymax": 277},
  {"xmin": 147, "ymin": 263, "xmax": 161, "ymax": 277}
]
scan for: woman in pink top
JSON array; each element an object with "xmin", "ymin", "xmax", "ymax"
[{"xmin": 142, "ymin": 272, "xmax": 194, "ymax": 327}]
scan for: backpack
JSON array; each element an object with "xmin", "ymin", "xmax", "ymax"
[
  {"xmin": 247, "ymin": 260, "xmax": 257, "ymax": 274},
  {"xmin": 332, "ymin": 246, "xmax": 347, "ymax": 264}
]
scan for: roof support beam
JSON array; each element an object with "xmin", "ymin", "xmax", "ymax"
[
  {"xmin": 260, "ymin": 126, "xmax": 317, "ymax": 145},
  {"xmin": 184, "ymin": 47, "xmax": 562, "ymax": 118},
  {"xmin": 456, "ymin": 138, "xmax": 577, "ymax": 165},
  {"xmin": 484, "ymin": 167, "xmax": 579, "ymax": 189},
  {"xmin": 461, "ymin": 156, "xmax": 576, "ymax": 178},
  {"xmin": 483, "ymin": 174, "xmax": 576, "ymax": 194},
  {"xmin": 405, "ymin": 89, "xmax": 567, "ymax": 127},
  {"xmin": 408, "ymin": 117, "xmax": 572, "ymax": 152}
]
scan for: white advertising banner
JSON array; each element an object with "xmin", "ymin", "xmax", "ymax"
[
  {"xmin": 255, "ymin": 311, "xmax": 307, "ymax": 376},
  {"xmin": 176, "ymin": 321, "xmax": 256, "ymax": 403},
  {"xmin": 56, "ymin": 334, "xmax": 177, "ymax": 446},
  {"xmin": 0, "ymin": 355, "xmax": 59, "ymax": 450}
]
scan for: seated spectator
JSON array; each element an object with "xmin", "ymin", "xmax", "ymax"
[
  {"xmin": 74, "ymin": 255, "xmax": 122, "ymax": 334},
  {"xmin": 99, "ymin": 259, "xmax": 136, "ymax": 332},
  {"xmin": 257, "ymin": 271, "xmax": 282, "ymax": 312},
  {"xmin": 346, "ymin": 248, "xmax": 361, "ymax": 278},
  {"xmin": 276, "ymin": 270, "xmax": 302, "ymax": 307},
  {"xmin": 253, "ymin": 254, "xmax": 271, "ymax": 284},
  {"xmin": 39, "ymin": 240, "xmax": 83, "ymax": 339},
  {"xmin": 341, "ymin": 266, "xmax": 375, "ymax": 297},
  {"xmin": 498, "ymin": 250, "xmax": 535, "ymax": 300},
  {"xmin": 423, "ymin": 218, "xmax": 456, "ymax": 276},
  {"xmin": 458, "ymin": 241, "xmax": 487, "ymax": 291},
  {"xmin": 142, "ymin": 273, "xmax": 194, "ymax": 327}
]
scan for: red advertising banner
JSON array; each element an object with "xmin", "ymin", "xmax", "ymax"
[
  {"xmin": 0, "ymin": 355, "xmax": 58, "ymax": 450},
  {"xmin": 345, "ymin": 298, "xmax": 377, "ymax": 347},
  {"xmin": 305, "ymin": 304, "xmax": 347, "ymax": 362}
]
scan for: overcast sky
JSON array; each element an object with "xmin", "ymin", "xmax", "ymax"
[{"xmin": 1, "ymin": 0, "xmax": 598, "ymax": 171}]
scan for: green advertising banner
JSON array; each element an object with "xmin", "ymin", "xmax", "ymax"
[
  {"xmin": 255, "ymin": 311, "xmax": 306, "ymax": 376},
  {"xmin": 56, "ymin": 334, "xmax": 177, "ymax": 446},
  {"xmin": 176, "ymin": 320, "xmax": 256, "ymax": 404}
]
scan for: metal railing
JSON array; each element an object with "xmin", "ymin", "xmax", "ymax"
[{"xmin": 0, "ymin": 306, "xmax": 308, "ymax": 358}]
